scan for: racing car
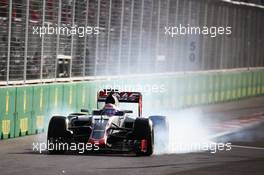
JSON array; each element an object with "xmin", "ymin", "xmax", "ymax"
[{"xmin": 47, "ymin": 89, "xmax": 167, "ymax": 156}]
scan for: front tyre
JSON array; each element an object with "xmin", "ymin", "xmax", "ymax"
[
  {"xmin": 47, "ymin": 116, "xmax": 71, "ymax": 154},
  {"xmin": 133, "ymin": 118, "xmax": 154, "ymax": 156}
]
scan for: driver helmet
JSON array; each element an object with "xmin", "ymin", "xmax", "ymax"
[
  {"xmin": 103, "ymin": 93, "xmax": 119, "ymax": 116},
  {"xmin": 103, "ymin": 103, "xmax": 118, "ymax": 116},
  {"xmin": 105, "ymin": 93, "xmax": 119, "ymax": 106}
]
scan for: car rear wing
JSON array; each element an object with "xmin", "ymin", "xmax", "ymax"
[{"xmin": 97, "ymin": 89, "xmax": 142, "ymax": 117}]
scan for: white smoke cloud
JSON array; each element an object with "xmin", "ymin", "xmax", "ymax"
[{"xmin": 153, "ymin": 109, "xmax": 214, "ymax": 154}]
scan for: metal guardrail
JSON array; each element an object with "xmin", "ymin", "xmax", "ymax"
[{"xmin": 0, "ymin": 0, "xmax": 263, "ymax": 84}]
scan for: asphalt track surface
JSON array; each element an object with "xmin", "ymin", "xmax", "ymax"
[{"xmin": 1, "ymin": 96, "xmax": 264, "ymax": 175}]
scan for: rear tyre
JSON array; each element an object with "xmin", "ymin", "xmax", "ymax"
[
  {"xmin": 47, "ymin": 116, "xmax": 70, "ymax": 154},
  {"xmin": 133, "ymin": 118, "xmax": 154, "ymax": 156}
]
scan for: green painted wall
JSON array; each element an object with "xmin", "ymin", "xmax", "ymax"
[{"xmin": 0, "ymin": 69, "xmax": 264, "ymax": 139}]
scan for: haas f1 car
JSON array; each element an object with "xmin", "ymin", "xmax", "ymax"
[{"xmin": 47, "ymin": 90, "xmax": 167, "ymax": 156}]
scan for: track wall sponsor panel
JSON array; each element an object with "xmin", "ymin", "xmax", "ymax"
[
  {"xmin": 32, "ymin": 85, "xmax": 49, "ymax": 134},
  {"xmin": 0, "ymin": 87, "xmax": 16, "ymax": 139}
]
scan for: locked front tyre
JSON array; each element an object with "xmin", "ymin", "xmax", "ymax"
[
  {"xmin": 149, "ymin": 116, "xmax": 169, "ymax": 154},
  {"xmin": 133, "ymin": 118, "xmax": 154, "ymax": 156}
]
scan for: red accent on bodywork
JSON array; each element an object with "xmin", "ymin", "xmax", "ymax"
[
  {"xmin": 141, "ymin": 139, "xmax": 147, "ymax": 152},
  {"xmin": 139, "ymin": 95, "xmax": 142, "ymax": 117},
  {"xmin": 88, "ymin": 138, "xmax": 105, "ymax": 147}
]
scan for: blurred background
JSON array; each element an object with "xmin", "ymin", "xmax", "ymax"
[{"xmin": 0, "ymin": 0, "xmax": 263, "ymax": 84}]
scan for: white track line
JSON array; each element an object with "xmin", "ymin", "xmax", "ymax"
[
  {"xmin": 221, "ymin": 0, "xmax": 264, "ymax": 9},
  {"xmin": 231, "ymin": 145, "xmax": 264, "ymax": 150}
]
